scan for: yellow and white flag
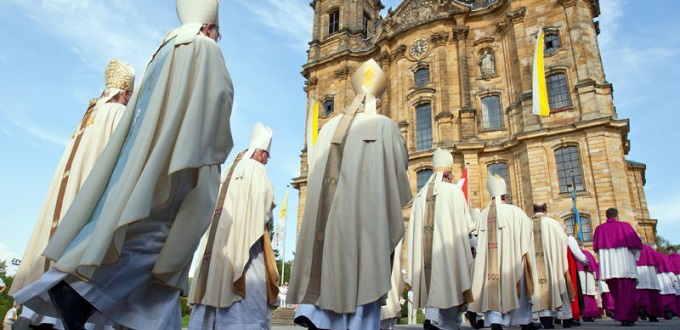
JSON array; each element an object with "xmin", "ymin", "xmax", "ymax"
[
  {"xmin": 278, "ymin": 190, "xmax": 288, "ymax": 219},
  {"xmin": 306, "ymin": 99, "xmax": 319, "ymax": 166},
  {"xmin": 532, "ymin": 27, "xmax": 549, "ymax": 116}
]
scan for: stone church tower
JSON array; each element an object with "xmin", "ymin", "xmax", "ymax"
[{"xmin": 292, "ymin": 0, "xmax": 657, "ymax": 246}]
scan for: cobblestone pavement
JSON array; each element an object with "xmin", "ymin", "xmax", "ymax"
[{"xmin": 271, "ymin": 317, "xmax": 680, "ymax": 329}]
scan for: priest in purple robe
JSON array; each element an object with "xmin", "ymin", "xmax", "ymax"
[
  {"xmin": 635, "ymin": 244, "xmax": 662, "ymax": 322},
  {"xmin": 576, "ymin": 241, "xmax": 600, "ymax": 322},
  {"xmin": 593, "ymin": 207, "xmax": 643, "ymax": 326}
]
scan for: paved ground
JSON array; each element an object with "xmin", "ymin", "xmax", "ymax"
[{"xmin": 271, "ymin": 317, "xmax": 680, "ymax": 329}]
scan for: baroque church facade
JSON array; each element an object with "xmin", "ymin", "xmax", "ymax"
[{"xmin": 292, "ymin": 0, "xmax": 657, "ymax": 245}]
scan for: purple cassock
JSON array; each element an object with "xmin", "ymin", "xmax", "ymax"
[
  {"xmin": 667, "ymin": 252, "xmax": 680, "ymax": 317},
  {"xmin": 578, "ymin": 249, "xmax": 600, "ymax": 319},
  {"xmin": 656, "ymin": 251, "xmax": 679, "ymax": 317},
  {"xmin": 635, "ymin": 245, "xmax": 662, "ymax": 318},
  {"xmin": 593, "ymin": 217, "xmax": 643, "ymax": 323}
]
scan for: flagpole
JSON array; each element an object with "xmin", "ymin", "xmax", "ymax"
[{"xmin": 280, "ymin": 186, "xmax": 289, "ymax": 287}]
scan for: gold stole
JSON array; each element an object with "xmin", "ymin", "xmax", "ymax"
[
  {"xmin": 422, "ymin": 181, "xmax": 436, "ymax": 295},
  {"xmin": 255, "ymin": 227, "xmax": 280, "ymax": 305},
  {"xmin": 45, "ymin": 98, "xmax": 97, "ymax": 272},
  {"xmin": 532, "ymin": 215, "xmax": 551, "ymax": 309},
  {"xmin": 304, "ymin": 107, "xmax": 359, "ymax": 302},
  {"xmin": 191, "ymin": 157, "xmax": 242, "ymax": 301},
  {"xmin": 486, "ymin": 204, "xmax": 501, "ymax": 310}
]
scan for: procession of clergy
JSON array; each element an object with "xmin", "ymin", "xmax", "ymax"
[{"xmin": 7, "ymin": 1, "xmax": 680, "ymax": 330}]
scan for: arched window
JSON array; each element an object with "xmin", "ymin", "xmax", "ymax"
[
  {"xmin": 544, "ymin": 32, "xmax": 561, "ymax": 56},
  {"xmin": 564, "ymin": 215, "xmax": 593, "ymax": 242},
  {"xmin": 414, "ymin": 67, "xmax": 430, "ymax": 87},
  {"xmin": 417, "ymin": 169, "xmax": 433, "ymax": 191},
  {"xmin": 328, "ymin": 10, "xmax": 340, "ymax": 35},
  {"xmin": 547, "ymin": 73, "xmax": 572, "ymax": 110},
  {"xmin": 555, "ymin": 146, "xmax": 584, "ymax": 193},
  {"xmin": 362, "ymin": 12, "xmax": 370, "ymax": 37},
  {"xmin": 323, "ymin": 99, "xmax": 334, "ymax": 116},
  {"xmin": 415, "ymin": 103, "xmax": 432, "ymax": 151},
  {"xmin": 488, "ymin": 162, "xmax": 511, "ymax": 203},
  {"xmin": 481, "ymin": 95, "xmax": 503, "ymax": 129}
]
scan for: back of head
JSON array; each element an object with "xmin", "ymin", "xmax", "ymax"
[
  {"xmin": 605, "ymin": 207, "xmax": 618, "ymax": 219},
  {"xmin": 100, "ymin": 59, "xmax": 135, "ymax": 104},
  {"xmin": 533, "ymin": 203, "xmax": 547, "ymax": 214}
]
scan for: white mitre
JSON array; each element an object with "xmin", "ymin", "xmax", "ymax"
[
  {"xmin": 242, "ymin": 121, "xmax": 273, "ymax": 160},
  {"xmin": 99, "ymin": 59, "xmax": 135, "ymax": 104},
  {"xmin": 175, "ymin": 0, "xmax": 219, "ymax": 43},
  {"xmin": 486, "ymin": 174, "xmax": 507, "ymax": 200},
  {"xmin": 349, "ymin": 59, "xmax": 387, "ymax": 115},
  {"xmin": 421, "ymin": 148, "xmax": 453, "ymax": 195}
]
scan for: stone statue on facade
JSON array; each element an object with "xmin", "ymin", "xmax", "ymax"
[{"xmin": 478, "ymin": 49, "xmax": 496, "ymax": 78}]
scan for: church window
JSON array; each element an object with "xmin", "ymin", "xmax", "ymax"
[
  {"xmin": 481, "ymin": 95, "xmax": 503, "ymax": 129},
  {"xmin": 555, "ymin": 146, "xmax": 584, "ymax": 194},
  {"xmin": 415, "ymin": 103, "xmax": 432, "ymax": 151},
  {"xmin": 417, "ymin": 169, "xmax": 433, "ymax": 191},
  {"xmin": 487, "ymin": 162, "xmax": 511, "ymax": 203},
  {"xmin": 414, "ymin": 67, "xmax": 430, "ymax": 87},
  {"xmin": 323, "ymin": 99, "xmax": 334, "ymax": 116},
  {"xmin": 564, "ymin": 215, "xmax": 593, "ymax": 242},
  {"xmin": 362, "ymin": 12, "xmax": 370, "ymax": 37},
  {"xmin": 547, "ymin": 73, "xmax": 572, "ymax": 110},
  {"xmin": 328, "ymin": 10, "xmax": 340, "ymax": 35},
  {"xmin": 544, "ymin": 32, "xmax": 561, "ymax": 56}
]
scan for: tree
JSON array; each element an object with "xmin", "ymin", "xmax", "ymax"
[
  {"xmin": 655, "ymin": 235, "xmax": 680, "ymax": 253},
  {"xmin": 0, "ymin": 259, "xmax": 15, "ymax": 323}
]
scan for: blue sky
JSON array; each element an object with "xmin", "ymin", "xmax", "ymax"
[{"xmin": 0, "ymin": 0, "xmax": 678, "ymax": 275}]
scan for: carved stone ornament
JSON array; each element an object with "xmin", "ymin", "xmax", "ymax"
[
  {"xmin": 334, "ymin": 66, "xmax": 352, "ymax": 80},
  {"xmin": 496, "ymin": 21, "xmax": 508, "ymax": 35},
  {"xmin": 507, "ymin": 7, "xmax": 526, "ymax": 24},
  {"xmin": 431, "ymin": 31, "xmax": 450, "ymax": 47},
  {"xmin": 452, "ymin": 26, "xmax": 470, "ymax": 41},
  {"xmin": 391, "ymin": 44, "xmax": 408, "ymax": 60},
  {"xmin": 401, "ymin": 1, "xmax": 436, "ymax": 29},
  {"xmin": 478, "ymin": 49, "xmax": 496, "ymax": 79},
  {"xmin": 303, "ymin": 77, "xmax": 318, "ymax": 92},
  {"xmin": 375, "ymin": 51, "xmax": 392, "ymax": 66},
  {"xmin": 559, "ymin": 0, "xmax": 578, "ymax": 8}
]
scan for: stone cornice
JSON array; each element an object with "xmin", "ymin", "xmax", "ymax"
[
  {"xmin": 559, "ymin": 0, "xmax": 578, "ymax": 9},
  {"xmin": 303, "ymin": 77, "xmax": 318, "ymax": 92},
  {"xmin": 506, "ymin": 7, "xmax": 526, "ymax": 25}
]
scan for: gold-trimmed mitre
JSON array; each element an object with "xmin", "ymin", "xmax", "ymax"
[
  {"xmin": 486, "ymin": 174, "xmax": 507, "ymax": 199},
  {"xmin": 432, "ymin": 148, "xmax": 453, "ymax": 173},
  {"xmin": 350, "ymin": 59, "xmax": 387, "ymax": 98},
  {"xmin": 176, "ymin": 0, "xmax": 219, "ymax": 25},
  {"xmin": 105, "ymin": 59, "xmax": 135, "ymax": 91}
]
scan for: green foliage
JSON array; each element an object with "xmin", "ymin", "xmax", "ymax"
[
  {"xmin": 275, "ymin": 259, "xmax": 293, "ymax": 285},
  {"xmin": 0, "ymin": 260, "xmax": 16, "ymax": 322},
  {"xmin": 655, "ymin": 235, "xmax": 680, "ymax": 253}
]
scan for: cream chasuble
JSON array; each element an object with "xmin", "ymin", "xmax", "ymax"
[
  {"xmin": 288, "ymin": 112, "xmax": 411, "ymax": 313},
  {"xmin": 469, "ymin": 203, "xmax": 535, "ymax": 314},
  {"xmin": 38, "ymin": 32, "xmax": 233, "ymax": 291},
  {"xmin": 189, "ymin": 158, "xmax": 277, "ymax": 308},
  {"xmin": 11, "ymin": 100, "xmax": 126, "ymax": 295},
  {"xmin": 407, "ymin": 179, "xmax": 474, "ymax": 309},
  {"xmin": 530, "ymin": 214, "xmax": 569, "ymax": 312}
]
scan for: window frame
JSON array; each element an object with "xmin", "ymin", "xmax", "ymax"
[
  {"xmin": 546, "ymin": 72, "xmax": 572, "ymax": 111},
  {"xmin": 554, "ymin": 145, "xmax": 585, "ymax": 194},
  {"xmin": 564, "ymin": 214, "xmax": 593, "ymax": 242},
  {"xmin": 415, "ymin": 103, "xmax": 433, "ymax": 151},
  {"xmin": 481, "ymin": 95, "xmax": 504, "ymax": 129},
  {"xmin": 414, "ymin": 67, "xmax": 430, "ymax": 88},
  {"xmin": 544, "ymin": 32, "xmax": 561, "ymax": 56},
  {"xmin": 417, "ymin": 169, "xmax": 433, "ymax": 191},
  {"xmin": 328, "ymin": 9, "xmax": 340, "ymax": 35}
]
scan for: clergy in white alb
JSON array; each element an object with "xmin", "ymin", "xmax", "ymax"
[
  {"xmin": 380, "ymin": 240, "xmax": 405, "ymax": 330},
  {"xmin": 468, "ymin": 175, "xmax": 535, "ymax": 330},
  {"xmin": 10, "ymin": 59, "xmax": 134, "ymax": 329},
  {"xmin": 407, "ymin": 148, "xmax": 474, "ymax": 330},
  {"xmin": 288, "ymin": 59, "xmax": 412, "ymax": 330},
  {"xmin": 530, "ymin": 203, "xmax": 572, "ymax": 329},
  {"xmin": 188, "ymin": 122, "xmax": 279, "ymax": 329},
  {"xmin": 13, "ymin": 1, "xmax": 233, "ymax": 329}
]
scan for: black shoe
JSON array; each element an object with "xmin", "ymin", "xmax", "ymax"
[
  {"xmin": 572, "ymin": 320, "xmax": 581, "ymax": 327},
  {"xmin": 638, "ymin": 307, "xmax": 647, "ymax": 320},
  {"xmin": 562, "ymin": 319, "xmax": 573, "ymax": 328},
  {"xmin": 607, "ymin": 310, "xmax": 615, "ymax": 319},
  {"xmin": 540, "ymin": 317, "xmax": 555, "ymax": 329},
  {"xmin": 47, "ymin": 281, "xmax": 95, "ymax": 330},
  {"xmin": 423, "ymin": 319, "xmax": 441, "ymax": 330},
  {"xmin": 491, "ymin": 324, "xmax": 504, "ymax": 330},
  {"xmin": 465, "ymin": 311, "xmax": 483, "ymax": 329},
  {"xmin": 649, "ymin": 316, "xmax": 659, "ymax": 322},
  {"xmin": 520, "ymin": 323, "xmax": 542, "ymax": 330},
  {"xmin": 554, "ymin": 319, "xmax": 562, "ymax": 325},
  {"xmin": 294, "ymin": 316, "xmax": 325, "ymax": 330},
  {"xmin": 582, "ymin": 317, "xmax": 595, "ymax": 322},
  {"xmin": 665, "ymin": 306, "xmax": 674, "ymax": 320},
  {"xmin": 620, "ymin": 321, "xmax": 635, "ymax": 326}
]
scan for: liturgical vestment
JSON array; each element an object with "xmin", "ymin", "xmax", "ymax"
[
  {"xmin": 288, "ymin": 112, "xmax": 412, "ymax": 316},
  {"xmin": 530, "ymin": 213, "xmax": 570, "ymax": 315},
  {"xmin": 14, "ymin": 28, "xmax": 233, "ymax": 330}
]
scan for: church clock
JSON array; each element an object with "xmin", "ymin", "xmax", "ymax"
[{"xmin": 410, "ymin": 39, "xmax": 429, "ymax": 59}]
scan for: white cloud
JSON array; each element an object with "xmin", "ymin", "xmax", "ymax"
[
  {"xmin": 239, "ymin": 0, "xmax": 311, "ymax": 50},
  {"xmin": 0, "ymin": 109, "xmax": 68, "ymax": 147},
  {"xmin": 597, "ymin": 0, "xmax": 624, "ymax": 50}
]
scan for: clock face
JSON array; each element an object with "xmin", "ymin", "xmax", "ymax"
[{"xmin": 410, "ymin": 39, "xmax": 429, "ymax": 58}]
